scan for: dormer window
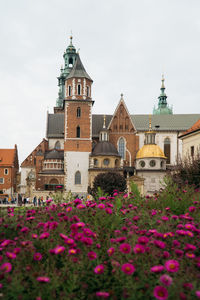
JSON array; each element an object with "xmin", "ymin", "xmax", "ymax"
[
  {"xmin": 78, "ymin": 84, "xmax": 81, "ymax": 95},
  {"xmin": 68, "ymin": 86, "xmax": 71, "ymax": 96}
]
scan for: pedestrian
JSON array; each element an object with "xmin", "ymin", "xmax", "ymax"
[
  {"xmin": 38, "ymin": 197, "xmax": 41, "ymax": 206},
  {"xmin": 33, "ymin": 196, "xmax": 37, "ymax": 207}
]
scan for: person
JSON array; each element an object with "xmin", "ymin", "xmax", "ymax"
[
  {"xmin": 38, "ymin": 197, "xmax": 41, "ymax": 206},
  {"xmin": 33, "ymin": 196, "xmax": 37, "ymax": 207},
  {"xmin": 41, "ymin": 196, "xmax": 44, "ymax": 206}
]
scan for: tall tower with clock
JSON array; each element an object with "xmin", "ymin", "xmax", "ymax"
[{"xmin": 64, "ymin": 52, "xmax": 94, "ymax": 194}]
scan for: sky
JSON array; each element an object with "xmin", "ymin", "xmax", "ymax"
[{"xmin": 1, "ymin": 0, "xmax": 200, "ymax": 166}]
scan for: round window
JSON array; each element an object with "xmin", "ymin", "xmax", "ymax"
[
  {"xmin": 103, "ymin": 159, "xmax": 110, "ymax": 166},
  {"xmin": 139, "ymin": 160, "xmax": 145, "ymax": 168},
  {"xmin": 150, "ymin": 160, "xmax": 156, "ymax": 167},
  {"xmin": 160, "ymin": 160, "xmax": 164, "ymax": 168}
]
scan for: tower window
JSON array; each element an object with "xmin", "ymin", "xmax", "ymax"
[
  {"xmin": 77, "ymin": 107, "xmax": 81, "ymax": 118},
  {"xmin": 76, "ymin": 126, "xmax": 80, "ymax": 138},
  {"xmin": 164, "ymin": 138, "xmax": 171, "ymax": 164},
  {"xmin": 69, "ymin": 57, "xmax": 73, "ymax": 67},
  {"xmin": 118, "ymin": 137, "xmax": 125, "ymax": 159},
  {"xmin": 87, "ymin": 86, "xmax": 90, "ymax": 97},
  {"xmin": 78, "ymin": 84, "xmax": 81, "ymax": 95},
  {"xmin": 75, "ymin": 171, "xmax": 81, "ymax": 184},
  {"xmin": 191, "ymin": 146, "xmax": 194, "ymax": 157},
  {"xmin": 4, "ymin": 169, "xmax": 8, "ymax": 175},
  {"xmin": 68, "ymin": 86, "xmax": 71, "ymax": 96}
]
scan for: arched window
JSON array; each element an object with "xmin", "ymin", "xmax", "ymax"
[
  {"xmin": 69, "ymin": 57, "xmax": 73, "ymax": 67},
  {"xmin": 118, "ymin": 137, "xmax": 125, "ymax": 159},
  {"xmin": 87, "ymin": 86, "xmax": 90, "ymax": 97},
  {"xmin": 76, "ymin": 126, "xmax": 80, "ymax": 138},
  {"xmin": 55, "ymin": 141, "xmax": 61, "ymax": 150},
  {"xmin": 68, "ymin": 86, "xmax": 71, "ymax": 96},
  {"xmin": 77, "ymin": 84, "xmax": 81, "ymax": 95},
  {"xmin": 75, "ymin": 171, "xmax": 81, "ymax": 184},
  {"xmin": 77, "ymin": 107, "xmax": 81, "ymax": 118},
  {"xmin": 164, "ymin": 138, "xmax": 171, "ymax": 164}
]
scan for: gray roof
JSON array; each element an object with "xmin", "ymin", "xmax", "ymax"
[
  {"xmin": 46, "ymin": 113, "xmax": 200, "ymax": 138},
  {"xmin": 91, "ymin": 141, "xmax": 120, "ymax": 156},
  {"xmin": 131, "ymin": 114, "xmax": 200, "ymax": 131},
  {"xmin": 47, "ymin": 114, "xmax": 64, "ymax": 138},
  {"xmin": 45, "ymin": 149, "xmax": 64, "ymax": 160},
  {"xmin": 67, "ymin": 54, "xmax": 93, "ymax": 81},
  {"xmin": 92, "ymin": 114, "xmax": 112, "ymax": 137}
]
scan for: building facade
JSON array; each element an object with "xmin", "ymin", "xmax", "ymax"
[
  {"xmin": 20, "ymin": 37, "xmax": 200, "ymax": 196},
  {"xmin": 0, "ymin": 145, "xmax": 19, "ymax": 198}
]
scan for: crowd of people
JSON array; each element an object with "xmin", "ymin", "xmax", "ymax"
[{"xmin": 0, "ymin": 195, "xmax": 50, "ymax": 206}]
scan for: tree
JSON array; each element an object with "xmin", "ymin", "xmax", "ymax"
[
  {"xmin": 91, "ymin": 172, "xmax": 127, "ymax": 196},
  {"xmin": 172, "ymin": 153, "xmax": 200, "ymax": 188}
]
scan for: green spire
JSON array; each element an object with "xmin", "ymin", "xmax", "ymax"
[
  {"xmin": 56, "ymin": 36, "xmax": 77, "ymax": 107},
  {"xmin": 153, "ymin": 75, "xmax": 173, "ymax": 115}
]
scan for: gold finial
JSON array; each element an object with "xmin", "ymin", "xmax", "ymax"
[
  {"xmin": 70, "ymin": 32, "xmax": 73, "ymax": 45},
  {"xmin": 120, "ymin": 93, "xmax": 123, "ymax": 99},
  {"xmin": 149, "ymin": 115, "xmax": 152, "ymax": 130},
  {"xmin": 103, "ymin": 115, "xmax": 106, "ymax": 129}
]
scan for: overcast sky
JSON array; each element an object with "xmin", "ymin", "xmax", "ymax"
[{"xmin": 1, "ymin": 0, "xmax": 200, "ymax": 165}]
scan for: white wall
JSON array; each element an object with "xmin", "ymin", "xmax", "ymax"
[
  {"xmin": 65, "ymin": 151, "xmax": 90, "ymax": 194},
  {"xmin": 181, "ymin": 132, "xmax": 200, "ymax": 158},
  {"xmin": 137, "ymin": 170, "xmax": 166, "ymax": 194}
]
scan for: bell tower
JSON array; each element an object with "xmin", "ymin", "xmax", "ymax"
[{"xmin": 64, "ymin": 52, "xmax": 94, "ymax": 195}]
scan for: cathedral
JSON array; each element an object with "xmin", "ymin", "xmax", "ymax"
[{"xmin": 20, "ymin": 37, "xmax": 200, "ymax": 196}]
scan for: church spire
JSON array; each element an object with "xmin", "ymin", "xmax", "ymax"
[
  {"xmin": 153, "ymin": 75, "xmax": 173, "ymax": 115},
  {"xmin": 56, "ymin": 36, "xmax": 77, "ymax": 108}
]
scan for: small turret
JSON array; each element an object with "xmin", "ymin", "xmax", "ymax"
[{"xmin": 153, "ymin": 75, "xmax": 173, "ymax": 115}]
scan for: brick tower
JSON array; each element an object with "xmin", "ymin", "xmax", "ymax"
[{"xmin": 64, "ymin": 52, "xmax": 94, "ymax": 195}]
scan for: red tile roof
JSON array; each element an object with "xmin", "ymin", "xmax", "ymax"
[
  {"xmin": 179, "ymin": 119, "xmax": 200, "ymax": 138},
  {"xmin": 0, "ymin": 149, "xmax": 16, "ymax": 166}
]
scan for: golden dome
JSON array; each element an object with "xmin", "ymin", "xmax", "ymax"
[{"xmin": 136, "ymin": 144, "xmax": 166, "ymax": 159}]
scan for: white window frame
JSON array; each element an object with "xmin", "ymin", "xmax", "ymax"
[{"xmin": 0, "ymin": 178, "xmax": 4, "ymax": 184}]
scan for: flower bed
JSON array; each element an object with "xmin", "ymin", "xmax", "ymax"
[{"xmin": 0, "ymin": 187, "xmax": 200, "ymax": 299}]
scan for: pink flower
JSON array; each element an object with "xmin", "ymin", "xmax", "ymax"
[
  {"xmin": 121, "ymin": 263, "xmax": 135, "ymax": 275},
  {"xmin": 96, "ymin": 291, "xmax": 110, "ymax": 298},
  {"xmin": 36, "ymin": 276, "xmax": 50, "ymax": 283},
  {"xmin": 105, "ymin": 208, "xmax": 112, "ymax": 214},
  {"xmin": 165, "ymin": 260, "xmax": 179, "ymax": 273},
  {"xmin": 88, "ymin": 251, "xmax": 97, "ymax": 260},
  {"xmin": 138, "ymin": 236, "xmax": 149, "ymax": 244},
  {"xmin": 0, "ymin": 262, "xmax": 12, "ymax": 273},
  {"xmin": 160, "ymin": 274, "xmax": 173, "ymax": 286},
  {"xmin": 153, "ymin": 286, "xmax": 168, "ymax": 300},
  {"xmin": 66, "ymin": 206, "xmax": 72, "ymax": 212},
  {"xmin": 94, "ymin": 264, "xmax": 104, "ymax": 274},
  {"xmin": 97, "ymin": 203, "xmax": 105, "ymax": 209},
  {"xmin": 133, "ymin": 244, "xmax": 145, "ymax": 254},
  {"xmin": 6, "ymin": 252, "xmax": 16, "ymax": 259},
  {"xmin": 119, "ymin": 243, "xmax": 131, "ymax": 254},
  {"xmin": 107, "ymin": 247, "xmax": 115, "ymax": 256},
  {"xmin": 186, "ymin": 252, "xmax": 195, "ymax": 259},
  {"xmin": 68, "ymin": 249, "xmax": 77, "ymax": 255},
  {"xmin": 154, "ymin": 240, "xmax": 166, "ymax": 249},
  {"xmin": 53, "ymin": 245, "xmax": 65, "ymax": 254},
  {"xmin": 196, "ymin": 291, "xmax": 200, "ymax": 298},
  {"xmin": 34, "ymin": 253, "xmax": 42, "ymax": 261},
  {"xmin": 151, "ymin": 265, "xmax": 165, "ymax": 273},
  {"xmin": 39, "ymin": 232, "xmax": 50, "ymax": 239},
  {"xmin": 32, "ymin": 234, "xmax": 38, "ymax": 239}
]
